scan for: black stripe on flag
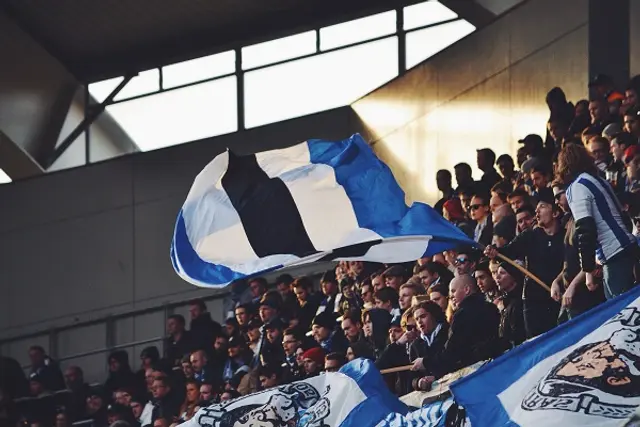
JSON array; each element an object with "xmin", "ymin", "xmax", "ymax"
[
  {"xmin": 221, "ymin": 151, "xmax": 317, "ymax": 258},
  {"xmin": 315, "ymin": 240, "xmax": 383, "ymax": 262}
]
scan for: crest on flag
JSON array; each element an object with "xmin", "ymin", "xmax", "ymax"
[{"xmin": 522, "ymin": 308, "xmax": 640, "ymax": 419}]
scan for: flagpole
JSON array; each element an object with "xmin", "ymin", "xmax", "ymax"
[
  {"xmin": 380, "ymin": 364, "xmax": 413, "ymax": 374},
  {"xmin": 475, "ymin": 243, "xmax": 551, "ymax": 293}
]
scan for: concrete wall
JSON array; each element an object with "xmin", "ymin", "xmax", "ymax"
[
  {"xmin": 0, "ymin": 9, "xmax": 76, "ymax": 178},
  {"xmin": 352, "ymin": 0, "xmax": 589, "ymax": 205},
  {"xmin": 0, "ymin": 106, "xmax": 364, "ymax": 347}
]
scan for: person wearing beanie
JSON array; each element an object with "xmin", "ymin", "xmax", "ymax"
[
  {"xmin": 495, "ymin": 261, "xmax": 526, "ymax": 349},
  {"xmin": 301, "ymin": 347, "xmax": 325, "ymax": 378},
  {"xmin": 492, "ymin": 214, "xmax": 517, "ymax": 248},
  {"xmin": 311, "ymin": 311, "xmax": 349, "ymax": 356}
]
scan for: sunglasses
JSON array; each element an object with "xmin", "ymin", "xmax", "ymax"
[
  {"xmin": 454, "ymin": 257, "xmax": 470, "ymax": 266},
  {"xmin": 405, "ymin": 325, "xmax": 416, "ymax": 331},
  {"xmin": 470, "ymin": 204, "xmax": 484, "ymax": 211}
]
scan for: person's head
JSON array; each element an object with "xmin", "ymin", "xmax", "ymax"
[
  {"xmin": 234, "ymin": 303, "xmax": 253, "ymax": 326},
  {"xmin": 628, "ymin": 155, "xmax": 640, "ymax": 180},
  {"xmin": 611, "ymin": 132, "xmax": 637, "ymax": 162},
  {"xmin": 548, "ymin": 118, "xmax": 569, "ymax": 143},
  {"xmin": 398, "ymin": 283, "xmax": 418, "ymax": 311},
  {"xmin": 530, "ymin": 163, "xmax": 551, "ymax": 191},
  {"xmin": 258, "ymin": 292, "xmax": 281, "ymax": 323},
  {"xmin": 151, "ymin": 377, "xmax": 171, "ymax": 400},
  {"xmin": 55, "ymin": 409, "xmax": 70, "ymax": 427},
  {"xmin": 220, "ymin": 390, "xmax": 241, "ymax": 402},
  {"xmin": 28, "ymin": 346, "xmax": 46, "ymax": 367},
  {"xmin": 436, "ymin": 169, "xmax": 453, "ymax": 192},
  {"xmin": 302, "ymin": 347, "xmax": 325, "ymax": 375},
  {"xmin": 64, "ymin": 366, "xmax": 83, "ymax": 389},
  {"xmin": 29, "ymin": 376, "xmax": 44, "ymax": 396},
  {"xmin": 454, "ymin": 163, "xmax": 473, "ymax": 187},
  {"xmin": 589, "ymin": 97, "xmax": 609, "ymax": 123},
  {"xmin": 473, "ymin": 261, "xmax": 497, "ymax": 295},
  {"xmin": 258, "ymin": 364, "xmax": 282, "ymax": 389},
  {"xmin": 312, "ymin": 312, "xmax": 336, "ymax": 343},
  {"xmin": 114, "ymin": 388, "xmax": 133, "ymax": 406},
  {"xmin": 214, "ymin": 335, "xmax": 229, "ymax": 353},
  {"xmin": 227, "ymin": 335, "xmax": 245, "ymax": 359},
  {"xmin": 496, "ymin": 154, "xmax": 515, "ymax": 179},
  {"xmin": 275, "ymin": 274, "xmax": 294, "ymax": 297},
  {"xmin": 418, "ymin": 262, "xmax": 443, "ymax": 288},
  {"xmin": 371, "ymin": 273, "xmax": 385, "ymax": 291},
  {"xmin": 130, "ymin": 397, "xmax": 146, "ymax": 419},
  {"xmin": 340, "ymin": 277, "xmax": 356, "ymax": 299},
  {"xmin": 348, "ymin": 261, "xmax": 365, "ymax": 277},
  {"xmin": 449, "ymin": 275, "xmax": 478, "ymax": 310},
  {"xmin": 401, "ymin": 309, "xmax": 416, "ymax": 333},
  {"xmin": 428, "ymin": 283, "xmax": 449, "ymax": 312},
  {"xmin": 188, "ymin": 299, "xmax": 207, "ymax": 320},
  {"xmin": 184, "ymin": 379, "xmax": 200, "ymax": 404},
  {"xmin": 382, "ymin": 265, "xmax": 406, "ymax": 290},
  {"xmin": 457, "ymin": 186, "xmax": 475, "ymax": 215},
  {"xmin": 292, "ymin": 277, "xmax": 313, "ymax": 303},
  {"xmin": 86, "ymin": 388, "xmax": 105, "ymax": 415},
  {"xmin": 507, "ymin": 188, "xmax": 529, "ymax": 212},
  {"xmin": 108, "ymin": 350, "xmax": 130, "ymax": 373},
  {"xmin": 519, "ymin": 134, "xmax": 544, "ymax": 157},
  {"xmin": 154, "ymin": 417, "xmax": 171, "ymax": 427},
  {"xmin": 346, "ymin": 341, "xmax": 375, "ymax": 362},
  {"xmin": 546, "ymin": 87, "xmax": 567, "ymax": 110},
  {"xmin": 492, "ymin": 208, "xmax": 515, "ymax": 245},
  {"xmin": 248, "ymin": 278, "xmax": 268, "ymax": 298},
  {"xmin": 625, "ymin": 107, "xmax": 640, "ymax": 137},
  {"xmin": 189, "ymin": 350, "xmax": 207, "ymax": 373},
  {"xmin": 556, "ymin": 143, "xmax": 600, "ymax": 185},
  {"xmin": 282, "ymin": 328, "xmax": 302, "ymax": 356},
  {"xmin": 575, "ymin": 99, "xmax": 589, "ymax": 117},
  {"xmin": 320, "ymin": 270, "xmax": 338, "ymax": 297},
  {"xmin": 453, "ymin": 248, "xmax": 479, "ymax": 276},
  {"xmin": 360, "ymin": 281, "xmax": 374, "ymax": 303},
  {"xmin": 535, "ymin": 190, "xmax": 562, "ymax": 228},
  {"xmin": 324, "ymin": 353, "xmax": 346, "ymax": 373},
  {"xmin": 477, "ymin": 148, "xmax": 496, "ymax": 172},
  {"xmin": 341, "ymin": 310, "xmax": 363, "ymax": 342},
  {"xmin": 166, "ymin": 314, "xmax": 185, "ymax": 336},
  {"xmin": 470, "ymin": 193, "xmax": 490, "ymax": 221},
  {"xmin": 489, "ymin": 192, "xmax": 507, "ymax": 213},
  {"xmin": 246, "ymin": 319, "xmax": 263, "ymax": 343},
  {"xmin": 495, "ymin": 263, "xmax": 523, "ymax": 293},
  {"xmin": 588, "ymin": 136, "xmax": 610, "ymax": 164},
  {"xmin": 515, "ymin": 205, "xmax": 535, "ymax": 232},
  {"xmin": 199, "ymin": 382, "xmax": 214, "ymax": 402},
  {"xmin": 181, "ymin": 357, "xmax": 194, "ymax": 378},
  {"xmin": 265, "ymin": 319, "xmax": 285, "ymax": 344},
  {"xmin": 144, "ymin": 368, "xmax": 155, "ymax": 390},
  {"xmin": 412, "ymin": 301, "xmax": 446, "ymax": 336},
  {"xmin": 443, "ymin": 198, "xmax": 466, "ymax": 222},
  {"xmin": 552, "ymin": 182, "xmax": 569, "ymax": 213},
  {"xmin": 374, "ymin": 287, "xmax": 399, "ymax": 313}
]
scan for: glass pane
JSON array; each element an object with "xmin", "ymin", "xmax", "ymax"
[
  {"xmin": 242, "ymin": 31, "xmax": 316, "ymax": 70},
  {"xmin": 404, "ymin": 1, "xmax": 458, "ymax": 31},
  {"xmin": 406, "ymin": 20, "xmax": 475, "ymax": 69},
  {"xmin": 0, "ymin": 168, "xmax": 11, "ymax": 184},
  {"xmin": 162, "ymin": 51, "xmax": 236, "ymax": 89},
  {"xmin": 114, "ymin": 69, "xmax": 160, "ymax": 101},
  {"xmin": 105, "ymin": 76, "xmax": 237, "ymax": 151},
  {"xmin": 320, "ymin": 11, "xmax": 396, "ymax": 51},
  {"xmin": 89, "ymin": 77, "xmax": 124, "ymax": 103},
  {"xmin": 244, "ymin": 37, "xmax": 398, "ymax": 128}
]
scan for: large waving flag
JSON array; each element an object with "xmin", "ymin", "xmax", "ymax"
[
  {"xmin": 179, "ymin": 359, "xmax": 407, "ymax": 427},
  {"xmin": 450, "ymin": 285, "xmax": 640, "ymax": 426},
  {"xmin": 171, "ymin": 134, "xmax": 473, "ymax": 287}
]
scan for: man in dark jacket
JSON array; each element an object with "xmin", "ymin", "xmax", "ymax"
[
  {"xmin": 188, "ymin": 299, "xmax": 222, "ymax": 354},
  {"xmin": 150, "ymin": 376, "xmax": 181, "ymax": 423},
  {"xmin": 28, "ymin": 346, "xmax": 65, "ymax": 391},
  {"xmin": 495, "ymin": 262, "xmax": 526, "ymax": 350},
  {"xmin": 163, "ymin": 315, "xmax": 195, "ymax": 367},
  {"xmin": 415, "ymin": 275, "xmax": 500, "ymax": 378}
]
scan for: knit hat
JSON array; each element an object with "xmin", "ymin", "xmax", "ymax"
[
  {"xmin": 498, "ymin": 261, "xmax": 524, "ymax": 284},
  {"xmin": 443, "ymin": 198, "xmax": 465, "ymax": 221},
  {"xmin": 312, "ymin": 311, "xmax": 337, "ymax": 330},
  {"xmin": 302, "ymin": 347, "xmax": 325, "ymax": 366}
]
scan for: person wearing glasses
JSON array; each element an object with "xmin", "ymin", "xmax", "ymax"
[
  {"xmin": 376, "ymin": 312, "xmax": 418, "ymax": 395},
  {"xmin": 453, "ymin": 248, "xmax": 480, "ymax": 278},
  {"xmin": 324, "ymin": 353, "xmax": 346, "ymax": 373},
  {"xmin": 470, "ymin": 193, "xmax": 493, "ymax": 246}
]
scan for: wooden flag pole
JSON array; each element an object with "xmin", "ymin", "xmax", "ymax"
[
  {"xmin": 380, "ymin": 364, "xmax": 414, "ymax": 375},
  {"xmin": 476, "ymin": 243, "xmax": 551, "ymax": 293}
]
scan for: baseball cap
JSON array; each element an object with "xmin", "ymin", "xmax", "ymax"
[
  {"xmin": 518, "ymin": 134, "xmax": 544, "ymax": 146},
  {"xmin": 602, "ymin": 123, "xmax": 623, "ymax": 140}
]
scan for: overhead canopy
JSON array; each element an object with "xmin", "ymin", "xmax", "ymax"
[{"xmin": 1, "ymin": 0, "xmax": 494, "ymax": 83}]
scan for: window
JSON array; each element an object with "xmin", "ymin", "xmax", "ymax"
[
  {"xmin": 244, "ymin": 36, "xmax": 398, "ymax": 128},
  {"xmin": 242, "ymin": 31, "xmax": 317, "ymax": 70},
  {"xmin": 405, "ymin": 20, "xmax": 475, "ymax": 69},
  {"xmin": 0, "ymin": 168, "xmax": 11, "ymax": 184},
  {"xmin": 162, "ymin": 51, "xmax": 236, "ymax": 89},
  {"xmin": 320, "ymin": 11, "xmax": 396, "ymax": 50},
  {"xmin": 105, "ymin": 76, "xmax": 237, "ymax": 151},
  {"xmin": 404, "ymin": 1, "xmax": 459, "ymax": 31},
  {"xmin": 89, "ymin": 69, "xmax": 161, "ymax": 103}
]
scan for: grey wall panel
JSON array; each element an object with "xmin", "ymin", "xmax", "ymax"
[
  {"xmin": 0, "ymin": 158, "xmax": 133, "ymax": 234},
  {"xmin": 114, "ymin": 317, "xmax": 135, "ymax": 348},
  {"xmin": 3, "ymin": 334, "xmax": 50, "ymax": 369},
  {"xmin": 0, "ymin": 207, "xmax": 134, "ymax": 333},
  {"xmin": 57, "ymin": 324, "xmax": 107, "ymax": 384},
  {"xmin": 631, "ymin": 0, "xmax": 640, "ymax": 77}
]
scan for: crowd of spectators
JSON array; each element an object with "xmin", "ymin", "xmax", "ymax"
[{"xmin": 2, "ymin": 73, "xmax": 640, "ymax": 427}]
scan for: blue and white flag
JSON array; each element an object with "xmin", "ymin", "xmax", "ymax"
[
  {"xmin": 171, "ymin": 134, "xmax": 473, "ymax": 287},
  {"xmin": 180, "ymin": 359, "xmax": 408, "ymax": 427},
  {"xmin": 450, "ymin": 285, "xmax": 640, "ymax": 426}
]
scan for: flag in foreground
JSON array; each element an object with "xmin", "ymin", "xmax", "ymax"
[
  {"xmin": 179, "ymin": 359, "xmax": 407, "ymax": 427},
  {"xmin": 450, "ymin": 285, "xmax": 640, "ymax": 426},
  {"xmin": 171, "ymin": 134, "xmax": 472, "ymax": 287}
]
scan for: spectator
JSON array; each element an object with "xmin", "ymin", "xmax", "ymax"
[
  {"xmin": 515, "ymin": 204, "xmax": 536, "ymax": 234},
  {"xmin": 85, "ymin": 386, "xmax": 108, "ymax": 427},
  {"xmin": 28, "ymin": 346, "xmax": 65, "ymax": 392},
  {"xmin": 177, "ymin": 379, "xmax": 200, "ymax": 422},
  {"xmin": 374, "ymin": 287, "xmax": 401, "ymax": 320},
  {"xmin": 454, "ymin": 163, "xmax": 475, "ymax": 192},
  {"xmin": 382, "ymin": 265, "xmax": 406, "ymax": 291},
  {"xmin": 470, "ymin": 192, "xmax": 493, "ymax": 246},
  {"xmin": 324, "ymin": 353, "xmax": 346, "ymax": 373},
  {"xmin": 477, "ymin": 148, "xmax": 502, "ymax": 192},
  {"xmin": 198, "ymin": 382, "xmax": 214, "ymax": 406},
  {"xmin": 222, "ymin": 336, "xmax": 251, "ymax": 392},
  {"xmin": 130, "ymin": 395, "xmax": 152, "ymax": 426},
  {"xmin": 434, "ymin": 169, "xmax": 455, "ymax": 216},
  {"xmin": 292, "ymin": 277, "xmax": 319, "ymax": 331},
  {"xmin": 189, "ymin": 350, "xmax": 215, "ymax": 386},
  {"xmin": 317, "ymin": 270, "xmax": 341, "ymax": 315},
  {"xmin": 457, "ymin": 185, "xmax": 475, "ymax": 217},
  {"xmin": 496, "ymin": 154, "xmax": 517, "ymax": 192},
  {"xmin": 275, "ymin": 274, "xmax": 297, "ymax": 320},
  {"xmin": 587, "ymin": 97, "xmax": 614, "ymax": 135},
  {"xmin": 258, "ymin": 291, "xmax": 282, "ymax": 325},
  {"xmin": 362, "ymin": 308, "xmax": 391, "ymax": 358},
  {"xmin": 346, "ymin": 341, "xmax": 376, "ymax": 362},
  {"xmin": 530, "ymin": 162, "xmax": 552, "ymax": 197},
  {"xmin": 398, "ymin": 283, "xmax": 418, "ymax": 312},
  {"xmin": 587, "ymin": 136, "xmax": 611, "ymax": 173},
  {"xmin": 443, "ymin": 198, "xmax": 474, "ymax": 238},
  {"xmin": 311, "ymin": 311, "xmax": 348, "ymax": 355},
  {"xmin": 492, "ymin": 214, "xmax": 516, "ymax": 248},
  {"xmin": 234, "ymin": 303, "xmax": 253, "ymax": 328},
  {"xmin": 359, "ymin": 280, "xmax": 375, "ymax": 309},
  {"xmin": 262, "ymin": 318, "xmax": 286, "ymax": 366},
  {"xmin": 417, "ymin": 262, "xmax": 452, "ymax": 290},
  {"xmin": 164, "ymin": 315, "xmax": 194, "ymax": 368},
  {"xmin": 624, "ymin": 107, "xmax": 640, "ymax": 141},
  {"xmin": 495, "ymin": 263, "xmax": 526, "ymax": 349},
  {"xmin": 188, "ymin": 299, "xmax": 223, "ymax": 355},
  {"xmin": 280, "ymin": 328, "xmax": 303, "ymax": 383},
  {"xmin": 105, "ymin": 351, "xmax": 141, "ymax": 397},
  {"xmin": 409, "ymin": 301, "xmax": 449, "ymax": 387},
  {"xmin": 428, "ymin": 283, "xmax": 449, "ymax": 315},
  {"xmin": 589, "ymin": 74, "xmax": 624, "ymax": 117},
  {"xmin": 507, "ymin": 188, "xmax": 531, "ymax": 212},
  {"xmin": 338, "ymin": 277, "xmax": 360, "ymax": 315},
  {"xmin": 247, "ymin": 278, "xmax": 268, "ymax": 307},
  {"xmin": 452, "ymin": 248, "xmax": 479, "ymax": 277},
  {"xmin": 473, "ymin": 259, "xmax": 499, "ymax": 304},
  {"xmin": 301, "ymin": 348, "xmax": 325, "ymax": 378},
  {"xmin": 257, "ymin": 364, "xmax": 282, "ymax": 389},
  {"xmin": 63, "ymin": 366, "xmax": 89, "ymax": 420},
  {"xmin": 341, "ymin": 309, "xmax": 365, "ymax": 344}
]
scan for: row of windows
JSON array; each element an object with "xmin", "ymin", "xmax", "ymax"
[{"xmin": 87, "ymin": 1, "xmax": 475, "ymax": 152}]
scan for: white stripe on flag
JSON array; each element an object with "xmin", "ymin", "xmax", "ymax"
[
  {"xmin": 338, "ymin": 236, "xmax": 432, "ymax": 263},
  {"xmin": 257, "ymin": 143, "xmax": 376, "ymax": 251}
]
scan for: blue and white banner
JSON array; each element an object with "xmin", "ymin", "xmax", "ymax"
[
  {"xmin": 377, "ymin": 397, "xmax": 455, "ymax": 427},
  {"xmin": 180, "ymin": 359, "xmax": 407, "ymax": 427},
  {"xmin": 450, "ymin": 285, "xmax": 640, "ymax": 427},
  {"xmin": 171, "ymin": 134, "xmax": 472, "ymax": 287}
]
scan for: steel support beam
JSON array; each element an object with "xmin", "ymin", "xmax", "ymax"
[{"xmin": 44, "ymin": 75, "xmax": 133, "ymax": 169}]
